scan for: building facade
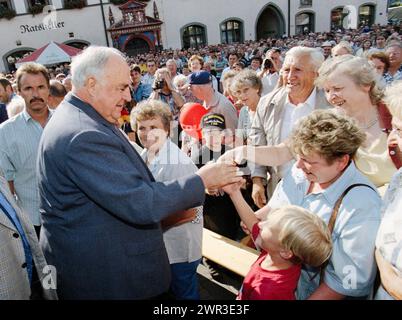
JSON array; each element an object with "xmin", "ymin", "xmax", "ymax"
[{"xmin": 0, "ymin": 0, "xmax": 388, "ymax": 72}]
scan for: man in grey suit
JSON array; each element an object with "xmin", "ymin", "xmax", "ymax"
[{"xmin": 37, "ymin": 46, "xmax": 241, "ymax": 300}]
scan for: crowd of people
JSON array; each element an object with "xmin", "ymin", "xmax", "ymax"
[{"xmin": 0, "ymin": 22, "xmax": 401, "ymax": 300}]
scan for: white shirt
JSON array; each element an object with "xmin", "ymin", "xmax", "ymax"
[
  {"xmin": 141, "ymin": 138, "xmax": 203, "ymax": 264},
  {"xmin": 279, "ymin": 88, "xmax": 316, "ymax": 177},
  {"xmin": 261, "ymin": 72, "xmax": 279, "ymax": 96}
]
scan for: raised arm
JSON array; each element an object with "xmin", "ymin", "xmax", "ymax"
[{"xmin": 218, "ymin": 142, "xmax": 293, "ymax": 167}]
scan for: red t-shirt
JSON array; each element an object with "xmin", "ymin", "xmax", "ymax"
[{"xmin": 237, "ymin": 223, "xmax": 301, "ymax": 300}]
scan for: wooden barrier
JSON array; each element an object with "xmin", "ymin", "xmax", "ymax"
[{"xmin": 202, "ymin": 228, "xmax": 259, "ymax": 278}]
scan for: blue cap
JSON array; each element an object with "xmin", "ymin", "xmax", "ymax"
[{"xmin": 189, "ymin": 71, "xmax": 212, "ymax": 85}]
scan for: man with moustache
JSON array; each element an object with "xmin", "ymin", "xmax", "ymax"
[
  {"xmin": 0, "ymin": 63, "xmax": 52, "ymax": 237},
  {"xmin": 249, "ymin": 46, "xmax": 331, "ymax": 208}
]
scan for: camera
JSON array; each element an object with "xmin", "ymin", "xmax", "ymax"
[
  {"xmin": 153, "ymin": 79, "xmax": 165, "ymax": 90},
  {"xmin": 263, "ymin": 58, "xmax": 273, "ymax": 70}
]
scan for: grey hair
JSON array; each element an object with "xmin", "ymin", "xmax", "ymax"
[
  {"xmin": 283, "ymin": 46, "xmax": 324, "ymax": 72},
  {"xmin": 173, "ymin": 74, "xmax": 188, "ymax": 88},
  {"xmin": 332, "ymin": 41, "xmax": 353, "ymax": 56},
  {"xmin": 7, "ymin": 96, "xmax": 25, "ymax": 118},
  {"xmin": 70, "ymin": 46, "xmax": 126, "ymax": 89}
]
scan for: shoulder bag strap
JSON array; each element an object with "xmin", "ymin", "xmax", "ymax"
[{"xmin": 319, "ymin": 183, "xmax": 377, "ymax": 284}]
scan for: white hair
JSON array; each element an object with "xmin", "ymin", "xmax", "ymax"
[
  {"xmin": 70, "ymin": 46, "xmax": 126, "ymax": 89},
  {"xmin": 173, "ymin": 74, "xmax": 188, "ymax": 88},
  {"xmin": 284, "ymin": 46, "xmax": 324, "ymax": 72},
  {"xmin": 7, "ymin": 96, "xmax": 25, "ymax": 118}
]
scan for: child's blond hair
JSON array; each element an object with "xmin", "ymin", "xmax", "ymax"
[{"xmin": 262, "ymin": 205, "xmax": 332, "ymax": 267}]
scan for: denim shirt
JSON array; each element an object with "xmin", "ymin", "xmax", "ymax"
[
  {"xmin": 132, "ymin": 82, "xmax": 152, "ymax": 103},
  {"xmin": 268, "ymin": 162, "xmax": 382, "ymax": 299}
]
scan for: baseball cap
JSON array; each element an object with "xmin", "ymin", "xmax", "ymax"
[
  {"xmin": 189, "ymin": 71, "xmax": 212, "ymax": 85},
  {"xmin": 201, "ymin": 113, "xmax": 226, "ymax": 130}
]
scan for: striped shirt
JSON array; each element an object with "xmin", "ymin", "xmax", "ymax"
[{"xmin": 0, "ymin": 108, "xmax": 53, "ymax": 226}]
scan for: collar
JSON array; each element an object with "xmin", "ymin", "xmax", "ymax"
[
  {"xmin": 301, "ymin": 161, "xmax": 360, "ymax": 206},
  {"xmin": 66, "ymin": 92, "xmax": 114, "ymax": 128},
  {"xmin": 204, "ymin": 91, "xmax": 219, "ymax": 110},
  {"xmin": 22, "ymin": 106, "xmax": 52, "ymax": 123},
  {"xmin": 285, "ymin": 87, "xmax": 317, "ymax": 108},
  {"xmin": 141, "ymin": 138, "xmax": 170, "ymax": 166}
]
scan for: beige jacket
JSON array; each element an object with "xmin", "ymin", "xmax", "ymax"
[
  {"xmin": 0, "ymin": 176, "xmax": 57, "ymax": 300},
  {"xmin": 249, "ymin": 87, "xmax": 332, "ymax": 196}
]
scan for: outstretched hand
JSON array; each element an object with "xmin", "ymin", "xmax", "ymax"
[
  {"xmin": 217, "ymin": 146, "xmax": 245, "ymax": 165},
  {"xmin": 196, "ymin": 161, "xmax": 244, "ymax": 191}
]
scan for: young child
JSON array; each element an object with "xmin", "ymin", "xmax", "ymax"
[{"xmin": 225, "ymin": 181, "xmax": 332, "ymax": 300}]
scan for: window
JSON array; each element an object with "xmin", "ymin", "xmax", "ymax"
[
  {"xmin": 300, "ymin": 0, "xmax": 312, "ymax": 7},
  {"xmin": 295, "ymin": 12, "xmax": 315, "ymax": 34},
  {"xmin": 359, "ymin": 5, "xmax": 375, "ymax": 27},
  {"xmin": 331, "ymin": 7, "xmax": 345, "ymax": 30},
  {"xmin": 0, "ymin": 0, "xmax": 12, "ymax": 10},
  {"xmin": 220, "ymin": 20, "xmax": 243, "ymax": 44},
  {"xmin": 27, "ymin": 0, "xmax": 50, "ymax": 8},
  {"xmin": 182, "ymin": 24, "xmax": 206, "ymax": 49},
  {"xmin": 63, "ymin": 0, "xmax": 87, "ymax": 9}
]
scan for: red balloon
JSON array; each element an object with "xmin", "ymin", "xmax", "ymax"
[{"xmin": 179, "ymin": 103, "xmax": 208, "ymax": 140}]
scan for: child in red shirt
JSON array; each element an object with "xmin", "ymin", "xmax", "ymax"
[{"xmin": 223, "ymin": 183, "xmax": 332, "ymax": 300}]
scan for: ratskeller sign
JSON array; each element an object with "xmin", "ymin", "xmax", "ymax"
[{"xmin": 20, "ymin": 21, "xmax": 65, "ymax": 34}]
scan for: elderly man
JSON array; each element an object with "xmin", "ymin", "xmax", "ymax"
[
  {"xmin": 37, "ymin": 46, "xmax": 241, "ymax": 300},
  {"xmin": 0, "ymin": 63, "xmax": 53, "ymax": 236},
  {"xmin": 189, "ymin": 70, "xmax": 238, "ymax": 133},
  {"xmin": 166, "ymin": 58, "xmax": 179, "ymax": 83},
  {"xmin": 321, "ymin": 41, "xmax": 333, "ymax": 60},
  {"xmin": 384, "ymin": 42, "xmax": 402, "ymax": 84},
  {"xmin": 249, "ymin": 46, "xmax": 331, "ymax": 208}
]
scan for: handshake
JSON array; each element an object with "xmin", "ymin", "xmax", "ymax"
[{"xmin": 195, "ymin": 147, "xmax": 251, "ymax": 196}]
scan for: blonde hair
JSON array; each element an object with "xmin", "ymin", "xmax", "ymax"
[
  {"xmin": 230, "ymin": 69, "xmax": 262, "ymax": 95},
  {"xmin": 316, "ymin": 55, "xmax": 384, "ymax": 105},
  {"xmin": 290, "ymin": 110, "xmax": 366, "ymax": 164},
  {"xmin": 264, "ymin": 205, "xmax": 332, "ymax": 267},
  {"xmin": 188, "ymin": 55, "xmax": 204, "ymax": 71},
  {"xmin": 130, "ymin": 99, "xmax": 173, "ymax": 133},
  {"xmin": 221, "ymin": 70, "xmax": 238, "ymax": 96},
  {"xmin": 383, "ymin": 81, "xmax": 402, "ymax": 120}
]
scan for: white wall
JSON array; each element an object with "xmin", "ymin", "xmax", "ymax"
[{"xmin": 152, "ymin": 0, "xmax": 289, "ymax": 49}]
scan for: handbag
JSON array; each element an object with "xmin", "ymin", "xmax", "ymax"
[{"xmin": 161, "ymin": 208, "xmax": 198, "ymax": 230}]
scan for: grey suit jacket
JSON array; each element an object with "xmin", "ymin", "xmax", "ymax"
[
  {"xmin": 37, "ymin": 93, "xmax": 205, "ymax": 299},
  {"xmin": 0, "ymin": 176, "xmax": 57, "ymax": 300},
  {"xmin": 250, "ymin": 87, "xmax": 332, "ymax": 195}
]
